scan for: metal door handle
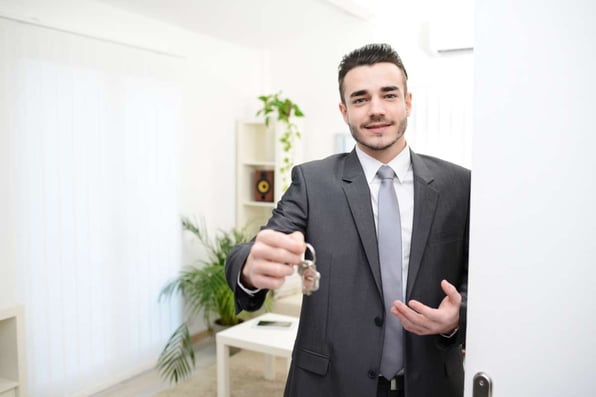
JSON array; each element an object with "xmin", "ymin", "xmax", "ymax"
[{"xmin": 473, "ymin": 372, "xmax": 492, "ymax": 397}]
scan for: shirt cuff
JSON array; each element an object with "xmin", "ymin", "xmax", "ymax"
[
  {"xmin": 440, "ymin": 327, "xmax": 459, "ymax": 338},
  {"xmin": 237, "ymin": 273, "xmax": 261, "ymax": 296}
]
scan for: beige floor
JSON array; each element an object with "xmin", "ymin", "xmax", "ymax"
[
  {"xmin": 91, "ymin": 336, "xmax": 217, "ymax": 397},
  {"xmin": 91, "ymin": 303, "xmax": 301, "ymax": 397}
]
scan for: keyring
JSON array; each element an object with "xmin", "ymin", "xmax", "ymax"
[{"xmin": 296, "ymin": 243, "xmax": 320, "ymax": 295}]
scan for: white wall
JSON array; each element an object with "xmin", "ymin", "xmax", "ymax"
[
  {"xmin": 0, "ymin": 0, "xmax": 267, "ymax": 223},
  {"xmin": 0, "ymin": 0, "xmax": 265, "ymax": 394},
  {"xmin": 0, "ymin": 0, "xmax": 265, "ymax": 299},
  {"xmin": 0, "ymin": 54, "xmax": 17, "ymax": 305}
]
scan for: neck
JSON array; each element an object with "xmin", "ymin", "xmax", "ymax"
[{"xmin": 358, "ymin": 138, "xmax": 407, "ymax": 164}]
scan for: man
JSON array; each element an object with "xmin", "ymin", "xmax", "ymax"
[{"xmin": 226, "ymin": 43, "xmax": 470, "ymax": 397}]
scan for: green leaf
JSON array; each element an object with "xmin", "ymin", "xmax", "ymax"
[
  {"xmin": 157, "ymin": 216, "xmax": 258, "ymax": 383},
  {"xmin": 157, "ymin": 323, "xmax": 196, "ymax": 383}
]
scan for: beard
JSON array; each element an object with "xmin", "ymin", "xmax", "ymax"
[{"xmin": 348, "ymin": 116, "xmax": 408, "ymax": 152}]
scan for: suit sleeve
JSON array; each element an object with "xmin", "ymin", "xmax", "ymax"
[
  {"xmin": 436, "ymin": 168, "xmax": 470, "ymax": 349},
  {"xmin": 458, "ymin": 191, "xmax": 470, "ymax": 347},
  {"xmin": 225, "ymin": 165, "xmax": 309, "ymax": 313}
]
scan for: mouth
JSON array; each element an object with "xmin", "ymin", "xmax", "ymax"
[{"xmin": 363, "ymin": 121, "xmax": 393, "ymax": 133}]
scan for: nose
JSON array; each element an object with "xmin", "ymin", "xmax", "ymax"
[{"xmin": 368, "ymin": 96, "xmax": 385, "ymax": 116}]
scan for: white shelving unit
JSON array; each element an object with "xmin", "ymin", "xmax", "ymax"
[
  {"xmin": 0, "ymin": 306, "xmax": 27, "ymax": 397},
  {"xmin": 235, "ymin": 120, "xmax": 304, "ymax": 298},
  {"xmin": 236, "ymin": 120, "xmax": 299, "ymax": 236}
]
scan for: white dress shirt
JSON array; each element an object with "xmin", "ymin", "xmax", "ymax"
[{"xmin": 355, "ymin": 145, "xmax": 414, "ymax": 301}]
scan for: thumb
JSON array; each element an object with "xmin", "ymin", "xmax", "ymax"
[
  {"xmin": 441, "ymin": 280, "xmax": 461, "ymax": 304},
  {"xmin": 288, "ymin": 231, "xmax": 305, "ymax": 244}
]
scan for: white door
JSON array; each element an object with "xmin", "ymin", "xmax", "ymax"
[{"xmin": 465, "ymin": 1, "xmax": 596, "ymax": 396}]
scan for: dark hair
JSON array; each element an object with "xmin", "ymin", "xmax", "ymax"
[{"xmin": 338, "ymin": 43, "xmax": 408, "ymax": 103}]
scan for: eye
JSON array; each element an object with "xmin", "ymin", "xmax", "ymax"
[
  {"xmin": 385, "ymin": 93, "xmax": 398, "ymax": 99},
  {"xmin": 352, "ymin": 97, "xmax": 367, "ymax": 105}
]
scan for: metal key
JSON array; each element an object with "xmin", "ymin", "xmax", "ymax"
[{"xmin": 297, "ymin": 243, "xmax": 320, "ymax": 295}]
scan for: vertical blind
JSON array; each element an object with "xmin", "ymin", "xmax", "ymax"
[
  {"xmin": 1, "ymin": 18, "xmax": 183, "ymax": 396},
  {"xmin": 409, "ymin": 83, "xmax": 474, "ymax": 169}
]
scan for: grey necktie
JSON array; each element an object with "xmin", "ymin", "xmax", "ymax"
[{"xmin": 377, "ymin": 165, "xmax": 404, "ymax": 378}]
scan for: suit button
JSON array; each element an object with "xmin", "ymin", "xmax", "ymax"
[
  {"xmin": 374, "ymin": 316, "xmax": 383, "ymax": 326},
  {"xmin": 368, "ymin": 369, "xmax": 377, "ymax": 379}
]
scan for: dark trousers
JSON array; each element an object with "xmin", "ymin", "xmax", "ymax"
[{"xmin": 377, "ymin": 375, "xmax": 405, "ymax": 397}]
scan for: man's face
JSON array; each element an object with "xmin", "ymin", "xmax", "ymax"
[{"xmin": 339, "ymin": 62, "xmax": 412, "ymax": 163}]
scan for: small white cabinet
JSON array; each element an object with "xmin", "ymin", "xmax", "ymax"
[{"xmin": 0, "ymin": 306, "xmax": 26, "ymax": 397}]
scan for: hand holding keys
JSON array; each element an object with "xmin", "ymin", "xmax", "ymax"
[{"xmin": 296, "ymin": 243, "xmax": 320, "ymax": 295}]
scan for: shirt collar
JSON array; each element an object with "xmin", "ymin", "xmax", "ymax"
[{"xmin": 355, "ymin": 144, "xmax": 412, "ymax": 184}]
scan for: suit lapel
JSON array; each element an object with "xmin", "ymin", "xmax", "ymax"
[
  {"xmin": 341, "ymin": 151, "xmax": 383, "ymax": 294},
  {"xmin": 407, "ymin": 150, "xmax": 439, "ymax": 299}
]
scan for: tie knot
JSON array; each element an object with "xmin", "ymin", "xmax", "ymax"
[{"xmin": 377, "ymin": 165, "xmax": 395, "ymax": 181}]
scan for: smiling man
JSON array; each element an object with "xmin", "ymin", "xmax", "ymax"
[
  {"xmin": 226, "ymin": 43, "xmax": 470, "ymax": 397},
  {"xmin": 339, "ymin": 58, "xmax": 411, "ymax": 164}
]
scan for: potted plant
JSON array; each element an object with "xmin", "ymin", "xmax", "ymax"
[
  {"xmin": 256, "ymin": 92, "xmax": 305, "ymax": 191},
  {"xmin": 156, "ymin": 216, "xmax": 252, "ymax": 383}
]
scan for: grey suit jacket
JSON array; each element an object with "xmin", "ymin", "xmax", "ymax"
[{"xmin": 226, "ymin": 149, "xmax": 470, "ymax": 397}]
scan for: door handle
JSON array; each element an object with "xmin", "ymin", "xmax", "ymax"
[{"xmin": 473, "ymin": 372, "xmax": 492, "ymax": 397}]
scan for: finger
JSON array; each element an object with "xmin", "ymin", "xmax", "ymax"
[
  {"xmin": 391, "ymin": 305, "xmax": 430, "ymax": 335},
  {"xmin": 407, "ymin": 299, "xmax": 440, "ymax": 321},
  {"xmin": 287, "ymin": 231, "xmax": 305, "ymax": 244},
  {"xmin": 407, "ymin": 296, "xmax": 460, "ymax": 335},
  {"xmin": 393, "ymin": 301, "xmax": 427, "ymax": 326},
  {"xmin": 248, "ymin": 272, "xmax": 288, "ymax": 290},
  {"xmin": 391, "ymin": 304, "xmax": 416, "ymax": 325},
  {"xmin": 395, "ymin": 300, "xmax": 445, "ymax": 334},
  {"xmin": 441, "ymin": 280, "xmax": 462, "ymax": 305},
  {"xmin": 256, "ymin": 230, "xmax": 305, "ymax": 257},
  {"xmin": 392, "ymin": 300, "xmax": 421, "ymax": 317},
  {"xmin": 251, "ymin": 240, "xmax": 303, "ymax": 266},
  {"xmin": 244, "ymin": 256, "xmax": 294, "ymax": 289},
  {"xmin": 252, "ymin": 258, "xmax": 295, "ymax": 278}
]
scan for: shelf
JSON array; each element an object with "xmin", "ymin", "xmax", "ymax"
[
  {"xmin": 0, "ymin": 379, "xmax": 18, "ymax": 393},
  {"xmin": 235, "ymin": 119, "xmax": 302, "ymax": 235},
  {"xmin": 236, "ymin": 121, "xmax": 277, "ymax": 233},
  {"xmin": 242, "ymin": 161, "xmax": 275, "ymax": 168},
  {"xmin": 243, "ymin": 201, "xmax": 275, "ymax": 208},
  {"xmin": 236, "ymin": 122, "xmax": 275, "ymax": 165},
  {"xmin": 0, "ymin": 305, "xmax": 26, "ymax": 397}
]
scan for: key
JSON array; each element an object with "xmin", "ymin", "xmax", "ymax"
[{"xmin": 297, "ymin": 243, "xmax": 320, "ymax": 295}]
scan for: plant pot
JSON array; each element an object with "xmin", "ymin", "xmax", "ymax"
[{"xmin": 211, "ymin": 318, "xmax": 244, "ymax": 333}]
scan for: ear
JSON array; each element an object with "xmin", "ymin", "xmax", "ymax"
[
  {"xmin": 405, "ymin": 92, "xmax": 412, "ymax": 116},
  {"xmin": 339, "ymin": 102, "xmax": 349, "ymax": 123}
]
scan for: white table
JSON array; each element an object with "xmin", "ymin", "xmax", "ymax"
[{"xmin": 216, "ymin": 313, "xmax": 298, "ymax": 397}]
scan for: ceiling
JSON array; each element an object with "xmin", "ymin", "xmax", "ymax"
[{"xmin": 98, "ymin": 0, "xmax": 376, "ymax": 48}]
